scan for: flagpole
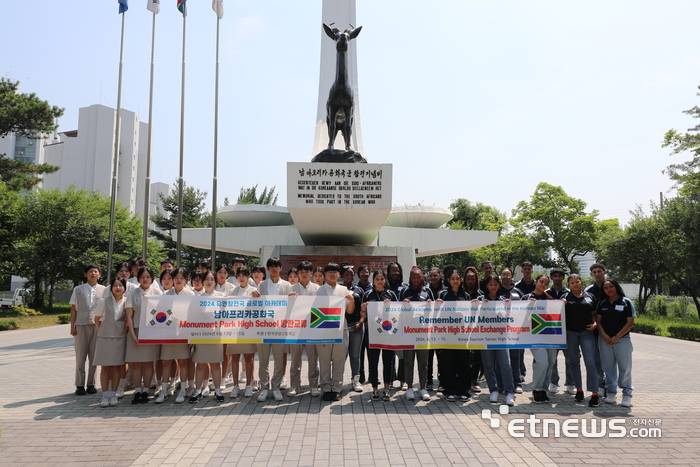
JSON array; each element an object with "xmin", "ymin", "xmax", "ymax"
[
  {"xmin": 142, "ymin": 10, "xmax": 157, "ymax": 261},
  {"xmin": 176, "ymin": 8, "xmax": 187, "ymax": 267},
  {"xmin": 107, "ymin": 11, "xmax": 126, "ymax": 284},
  {"xmin": 211, "ymin": 15, "xmax": 220, "ymax": 268}
]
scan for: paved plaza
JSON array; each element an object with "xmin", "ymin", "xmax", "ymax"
[{"xmin": 1, "ymin": 324, "xmax": 698, "ymax": 467}]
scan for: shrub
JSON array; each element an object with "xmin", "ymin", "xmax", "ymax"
[
  {"xmin": 667, "ymin": 325, "xmax": 700, "ymax": 341},
  {"xmin": 57, "ymin": 314, "xmax": 71, "ymax": 325},
  {"xmin": 668, "ymin": 298, "xmax": 690, "ymax": 318},
  {"xmin": 12, "ymin": 305, "xmax": 42, "ymax": 317},
  {"xmin": 632, "ymin": 322, "xmax": 661, "ymax": 335},
  {"xmin": 645, "ymin": 295, "xmax": 668, "ymax": 316},
  {"xmin": 0, "ymin": 320, "xmax": 19, "ymax": 331}
]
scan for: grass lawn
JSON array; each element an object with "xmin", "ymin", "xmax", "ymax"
[
  {"xmin": 0, "ymin": 303, "xmax": 71, "ymax": 330},
  {"xmin": 634, "ymin": 314, "xmax": 700, "ymax": 337}
]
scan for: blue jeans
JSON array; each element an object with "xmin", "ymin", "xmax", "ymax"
[
  {"xmin": 549, "ymin": 349, "xmax": 574, "ymax": 387},
  {"xmin": 566, "ymin": 330, "xmax": 598, "ymax": 392},
  {"xmin": 496, "ymin": 349, "xmax": 523, "ymax": 389},
  {"xmin": 598, "ymin": 335, "xmax": 633, "ymax": 397},
  {"xmin": 530, "ymin": 348, "xmax": 558, "ymax": 391},
  {"xmin": 482, "ymin": 349, "xmax": 514, "ymax": 394},
  {"xmin": 346, "ymin": 325, "xmax": 365, "ymax": 377}
]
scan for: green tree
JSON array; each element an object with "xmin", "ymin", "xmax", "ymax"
[
  {"xmin": 512, "ymin": 182, "xmax": 600, "ymax": 273},
  {"xmin": 14, "ymin": 187, "xmax": 163, "ymax": 310},
  {"xmin": 662, "ymin": 85, "xmax": 700, "ymax": 198},
  {"xmin": 0, "ymin": 184, "xmax": 21, "ymax": 279},
  {"xmin": 237, "ymin": 185, "xmax": 278, "ymax": 205}
]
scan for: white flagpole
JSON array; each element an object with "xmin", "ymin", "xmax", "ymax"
[
  {"xmin": 211, "ymin": 15, "xmax": 220, "ymax": 268},
  {"xmin": 176, "ymin": 9, "xmax": 187, "ymax": 267},
  {"xmin": 142, "ymin": 10, "xmax": 157, "ymax": 260},
  {"xmin": 107, "ymin": 11, "xmax": 126, "ymax": 284}
]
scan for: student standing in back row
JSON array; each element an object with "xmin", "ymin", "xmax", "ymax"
[
  {"xmin": 288, "ymin": 261, "xmax": 321, "ymax": 397},
  {"xmin": 70, "ymin": 264, "xmax": 106, "ymax": 396}
]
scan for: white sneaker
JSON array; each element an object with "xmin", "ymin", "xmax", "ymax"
[
  {"xmin": 116, "ymin": 387, "xmax": 125, "ymax": 399},
  {"xmin": 310, "ymin": 387, "xmax": 320, "ymax": 397},
  {"xmin": 230, "ymin": 386, "xmax": 240, "ymax": 398},
  {"xmin": 109, "ymin": 395, "xmax": 118, "ymax": 407},
  {"xmin": 515, "ymin": 386, "xmax": 523, "ymax": 394},
  {"xmin": 287, "ymin": 387, "xmax": 299, "ymax": 397},
  {"xmin": 621, "ymin": 395, "xmax": 632, "ymax": 407},
  {"xmin": 155, "ymin": 382, "xmax": 162, "ymax": 395},
  {"xmin": 185, "ymin": 386, "xmax": 194, "ymax": 398},
  {"xmin": 279, "ymin": 378, "xmax": 289, "ymax": 390},
  {"xmin": 202, "ymin": 386, "xmax": 210, "ymax": 397},
  {"xmin": 251, "ymin": 380, "xmax": 260, "ymax": 391},
  {"xmin": 352, "ymin": 375, "xmax": 363, "ymax": 393},
  {"xmin": 208, "ymin": 381, "xmax": 216, "ymax": 391},
  {"xmin": 401, "ymin": 382, "xmax": 408, "ymax": 391},
  {"xmin": 489, "ymin": 391, "xmax": 499, "ymax": 403},
  {"xmin": 406, "ymin": 388, "xmax": 415, "ymax": 400},
  {"xmin": 257, "ymin": 389, "xmax": 269, "ymax": 402},
  {"xmin": 506, "ymin": 393, "xmax": 515, "ymax": 406},
  {"xmin": 99, "ymin": 396, "xmax": 110, "ymax": 408},
  {"xmin": 420, "ymin": 389, "xmax": 430, "ymax": 401},
  {"xmin": 168, "ymin": 382, "xmax": 177, "ymax": 397},
  {"xmin": 240, "ymin": 370, "xmax": 247, "ymax": 384},
  {"xmin": 244, "ymin": 386, "xmax": 253, "ymax": 398},
  {"xmin": 548, "ymin": 384, "xmax": 559, "ymax": 393},
  {"xmin": 599, "ymin": 386, "xmax": 606, "ymax": 396},
  {"xmin": 175, "ymin": 390, "xmax": 186, "ymax": 404},
  {"xmin": 567, "ymin": 385, "xmax": 577, "ymax": 395},
  {"xmin": 155, "ymin": 392, "xmax": 167, "ymax": 404},
  {"xmin": 273, "ymin": 389, "xmax": 284, "ymax": 401},
  {"xmin": 604, "ymin": 394, "xmax": 616, "ymax": 404}
]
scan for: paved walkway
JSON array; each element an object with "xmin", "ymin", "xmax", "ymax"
[{"xmin": 0, "ymin": 325, "xmax": 698, "ymax": 467}]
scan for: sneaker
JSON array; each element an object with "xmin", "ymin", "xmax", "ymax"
[
  {"xmin": 489, "ymin": 391, "xmax": 499, "ymax": 403},
  {"xmin": 139, "ymin": 391, "xmax": 149, "ymax": 403},
  {"xmin": 185, "ymin": 386, "xmax": 194, "ymax": 398},
  {"xmin": 287, "ymin": 387, "xmax": 299, "ymax": 397},
  {"xmin": 383, "ymin": 390, "xmax": 390, "ymax": 401},
  {"xmin": 532, "ymin": 390, "xmax": 542, "ymax": 403},
  {"xmin": 621, "ymin": 395, "xmax": 632, "ymax": 407},
  {"xmin": 76, "ymin": 386, "xmax": 86, "ymax": 396},
  {"xmin": 567, "ymin": 385, "xmax": 577, "ymax": 395},
  {"xmin": 208, "ymin": 381, "xmax": 216, "ymax": 391},
  {"xmin": 371, "ymin": 390, "xmax": 380, "ymax": 401},
  {"xmin": 240, "ymin": 370, "xmax": 247, "ymax": 384},
  {"xmin": 230, "ymin": 387, "xmax": 240, "ymax": 398},
  {"xmin": 598, "ymin": 387, "xmax": 606, "ymax": 397},
  {"xmin": 548, "ymin": 384, "xmax": 559, "ymax": 393},
  {"xmin": 189, "ymin": 392, "xmax": 202, "ymax": 403},
  {"xmin": 574, "ymin": 390, "xmax": 584, "ymax": 402},
  {"xmin": 87, "ymin": 385, "xmax": 97, "ymax": 394},
  {"xmin": 332, "ymin": 391, "xmax": 342, "ymax": 401},
  {"xmin": 420, "ymin": 389, "xmax": 430, "ymax": 401},
  {"xmin": 279, "ymin": 378, "xmax": 289, "ymax": 390},
  {"xmin": 150, "ymin": 377, "xmax": 158, "ymax": 389},
  {"xmin": 446, "ymin": 395, "xmax": 456, "ymax": 402},
  {"xmin": 216, "ymin": 392, "xmax": 225, "ymax": 402},
  {"xmin": 109, "ymin": 395, "xmax": 118, "ymax": 407},
  {"xmin": 604, "ymin": 394, "xmax": 616, "ymax": 404},
  {"xmin": 405, "ymin": 388, "xmax": 415, "ymax": 400},
  {"xmin": 322, "ymin": 392, "xmax": 332, "ymax": 401},
  {"xmin": 155, "ymin": 392, "xmax": 167, "ymax": 404},
  {"xmin": 116, "ymin": 387, "xmax": 125, "ymax": 399},
  {"xmin": 273, "ymin": 389, "xmax": 283, "ymax": 401},
  {"xmin": 202, "ymin": 386, "xmax": 210, "ymax": 397},
  {"xmin": 426, "ymin": 384, "xmax": 434, "ymax": 391},
  {"xmin": 244, "ymin": 386, "xmax": 253, "ymax": 398},
  {"xmin": 471, "ymin": 384, "xmax": 481, "ymax": 393},
  {"xmin": 155, "ymin": 382, "xmax": 162, "ymax": 396},
  {"xmin": 132, "ymin": 392, "xmax": 142, "ymax": 405},
  {"xmin": 401, "ymin": 382, "xmax": 408, "ymax": 391},
  {"xmin": 588, "ymin": 395, "xmax": 601, "ymax": 407},
  {"xmin": 175, "ymin": 390, "xmax": 186, "ymax": 404},
  {"xmin": 515, "ymin": 386, "xmax": 523, "ymax": 394},
  {"xmin": 310, "ymin": 387, "xmax": 320, "ymax": 397},
  {"xmin": 99, "ymin": 396, "xmax": 110, "ymax": 408},
  {"xmin": 257, "ymin": 389, "xmax": 269, "ymax": 402},
  {"xmin": 167, "ymin": 383, "xmax": 177, "ymax": 397},
  {"xmin": 460, "ymin": 394, "xmax": 470, "ymax": 401},
  {"xmin": 540, "ymin": 390, "xmax": 550, "ymax": 403},
  {"xmin": 506, "ymin": 393, "xmax": 515, "ymax": 406},
  {"xmin": 353, "ymin": 376, "xmax": 363, "ymax": 392},
  {"xmin": 251, "ymin": 380, "xmax": 260, "ymax": 391}
]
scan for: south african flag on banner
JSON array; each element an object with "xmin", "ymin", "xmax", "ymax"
[
  {"xmin": 531, "ymin": 314, "xmax": 562, "ymax": 334},
  {"xmin": 310, "ymin": 307, "xmax": 342, "ymax": 328}
]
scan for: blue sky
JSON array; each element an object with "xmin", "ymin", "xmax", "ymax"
[{"xmin": 2, "ymin": 0, "xmax": 699, "ymax": 226}]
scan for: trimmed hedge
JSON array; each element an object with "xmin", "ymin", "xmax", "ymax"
[
  {"xmin": 57, "ymin": 314, "xmax": 71, "ymax": 325},
  {"xmin": 632, "ymin": 322, "xmax": 661, "ymax": 336},
  {"xmin": 0, "ymin": 320, "xmax": 19, "ymax": 331},
  {"xmin": 667, "ymin": 325, "xmax": 700, "ymax": 342}
]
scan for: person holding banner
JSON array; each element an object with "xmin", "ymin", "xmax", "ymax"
[
  {"xmin": 500, "ymin": 267, "xmax": 525, "ymax": 393},
  {"xmin": 226, "ymin": 266, "xmax": 259, "ymax": 398},
  {"xmin": 596, "ymin": 279, "xmax": 635, "ymax": 408},
  {"xmin": 288, "ymin": 261, "xmax": 321, "ymax": 398},
  {"xmin": 342, "ymin": 264, "xmax": 365, "ymax": 393},
  {"xmin": 252, "ymin": 265, "xmax": 266, "ymax": 287},
  {"xmin": 316, "ymin": 262, "xmax": 355, "ymax": 401},
  {"xmin": 479, "ymin": 275, "xmax": 516, "ymax": 407},
  {"xmin": 522, "ymin": 274, "xmax": 556, "ymax": 403},
  {"xmin": 190, "ymin": 271, "xmax": 226, "ymax": 403},
  {"xmin": 215, "ymin": 264, "xmax": 236, "ymax": 295},
  {"xmin": 159, "ymin": 269, "xmax": 175, "ymax": 293},
  {"xmin": 191, "ymin": 272, "xmax": 205, "ymax": 295},
  {"xmin": 387, "ymin": 262, "xmax": 408, "ymax": 390},
  {"xmin": 361, "ymin": 270, "xmax": 398, "ymax": 401},
  {"xmin": 463, "ymin": 267, "xmax": 484, "ymax": 394},
  {"xmin": 437, "ymin": 266, "xmax": 472, "ymax": 402},
  {"xmin": 125, "ymin": 267, "xmax": 163, "ymax": 404},
  {"xmin": 313, "ymin": 267, "xmax": 325, "ymax": 286},
  {"xmin": 399, "ymin": 266, "xmax": 434, "ymax": 402},
  {"xmin": 93, "ymin": 276, "xmax": 128, "ymax": 408}
]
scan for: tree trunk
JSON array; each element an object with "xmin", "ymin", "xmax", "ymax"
[{"xmin": 31, "ymin": 271, "xmax": 44, "ymax": 309}]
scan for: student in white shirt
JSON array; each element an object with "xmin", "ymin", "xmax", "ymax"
[
  {"xmin": 94, "ymin": 276, "xmax": 128, "ymax": 407},
  {"xmin": 226, "ymin": 267, "xmax": 259, "ymax": 398}
]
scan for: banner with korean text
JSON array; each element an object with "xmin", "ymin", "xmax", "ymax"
[
  {"xmin": 367, "ymin": 300, "xmax": 566, "ymax": 350},
  {"xmin": 138, "ymin": 295, "xmax": 346, "ymax": 344}
]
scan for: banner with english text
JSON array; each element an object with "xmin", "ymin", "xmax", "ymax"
[
  {"xmin": 138, "ymin": 295, "xmax": 346, "ymax": 344},
  {"xmin": 366, "ymin": 300, "xmax": 566, "ymax": 350}
]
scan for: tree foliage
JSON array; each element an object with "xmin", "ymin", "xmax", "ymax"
[
  {"xmin": 0, "ymin": 155, "xmax": 59, "ymax": 191},
  {"xmin": 662, "ymin": 85, "xmax": 700, "ymax": 198},
  {"xmin": 237, "ymin": 185, "xmax": 278, "ymax": 205},
  {"xmin": 0, "ymin": 78, "xmax": 64, "ymax": 137}
]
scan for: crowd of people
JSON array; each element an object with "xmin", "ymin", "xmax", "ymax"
[{"xmin": 69, "ymin": 256, "xmax": 635, "ymax": 409}]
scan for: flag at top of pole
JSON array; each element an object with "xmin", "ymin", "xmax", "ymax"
[
  {"xmin": 212, "ymin": 0, "xmax": 224, "ymax": 19},
  {"xmin": 147, "ymin": 0, "xmax": 161, "ymax": 14},
  {"xmin": 177, "ymin": 0, "xmax": 187, "ymax": 16},
  {"xmin": 118, "ymin": 0, "xmax": 128, "ymax": 14}
]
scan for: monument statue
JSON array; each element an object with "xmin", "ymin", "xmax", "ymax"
[{"xmin": 312, "ymin": 23, "xmax": 367, "ymax": 163}]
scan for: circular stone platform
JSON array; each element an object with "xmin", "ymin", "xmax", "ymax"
[
  {"xmin": 383, "ymin": 205, "xmax": 453, "ymax": 229},
  {"xmin": 217, "ymin": 204, "xmax": 294, "ymax": 227}
]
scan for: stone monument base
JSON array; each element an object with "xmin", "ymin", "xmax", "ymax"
[{"xmin": 311, "ymin": 149, "xmax": 367, "ymax": 163}]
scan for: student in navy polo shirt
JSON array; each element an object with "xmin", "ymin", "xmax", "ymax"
[
  {"xmin": 387, "ymin": 262, "xmax": 408, "ymax": 390},
  {"xmin": 596, "ymin": 279, "xmax": 635, "ymax": 408},
  {"xmin": 514, "ymin": 261, "xmax": 536, "ymax": 296},
  {"xmin": 463, "ymin": 267, "xmax": 484, "ymax": 393},
  {"xmin": 498, "ymin": 267, "xmax": 525, "ymax": 394},
  {"xmin": 523, "ymin": 275, "xmax": 556, "ymax": 403},
  {"xmin": 426, "ymin": 267, "xmax": 445, "ymax": 391},
  {"xmin": 584, "ymin": 262, "xmax": 607, "ymax": 394},
  {"xmin": 355, "ymin": 264, "xmax": 372, "ymax": 384},
  {"xmin": 545, "ymin": 268, "xmax": 574, "ymax": 395}
]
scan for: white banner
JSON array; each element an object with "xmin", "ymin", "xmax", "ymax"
[
  {"xmin": 138, "ymin": 295, "xmax": 346, "ymax": 344},
  {"xmin": 367, "ymin": 300, "xmax": 566, "ymax": 350}
]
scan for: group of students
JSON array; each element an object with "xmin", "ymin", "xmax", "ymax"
[{"xmin": 70, "ymin": 256, "xmax": 635, "ymax": 409}]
